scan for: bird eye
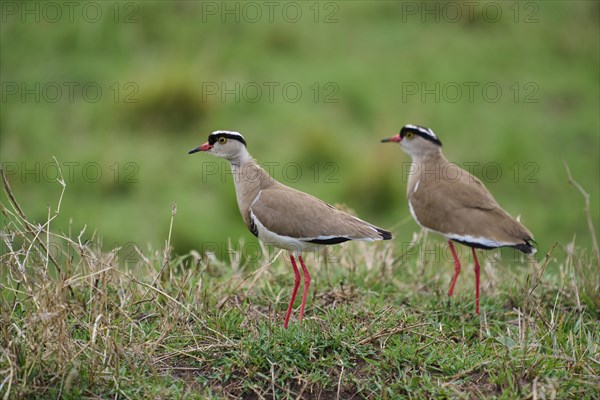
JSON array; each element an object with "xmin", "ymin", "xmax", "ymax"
[
  {"xmin": 218, "ymin": 137, "xmax": 227, "ymax": 144},
  {"xmin": 405, "ymin": 132, "xmax": 414, "ymax": 139}
]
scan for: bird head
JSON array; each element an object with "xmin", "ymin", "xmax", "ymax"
[
  {"xmin": 188, "ymin": 130, "xmax": 248, "ymax": 162},
  {"xmin": 381, "ymin": 124, "xmax": 442, "ymax": 158}
]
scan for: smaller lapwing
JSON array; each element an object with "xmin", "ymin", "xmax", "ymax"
[
  {"xmin": 189, "ymin": 131, "xmax": 392, "ymax": 328},
  {"xmin": 381, "ymin": 125, "xmax": 536, "ymax": 314}
]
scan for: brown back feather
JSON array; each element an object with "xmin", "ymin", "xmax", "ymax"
[{"xmin": 409, "ymin": 158, "xmax": 534, "ymax": 246}]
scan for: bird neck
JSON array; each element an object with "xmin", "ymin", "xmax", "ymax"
[
  {"xmin": 229, "ymin": 152, "xmax": 275, "ymax": 226},
  {"xmin": 229, "ymin": 153, "xmax": 264, "ymax": 187},
  {"xmin": 227, "ymin": 146, "xmax": 253, "ymax": 167},
  {"xmin": 409, "ymin": 147, "xmax": 446, "ymax": 165},
  {"xmin": 406, "ymin": 149, "xmax": 449, "ymax": 196}
]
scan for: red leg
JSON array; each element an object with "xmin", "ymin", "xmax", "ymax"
[
  {"xmin": 297, "ymin": 255, "xmax": 311, "ymax": 322},
  {"xmin": 471, "ymin": 247, "xmax": 481, "ymax": 315},
  {"xmin": 284, "ymin": 254, "xmax": 301, "ymax": 329},
  {"xmin": 447, "ymin": 241, "xmax": 461, "ymax": 297}
]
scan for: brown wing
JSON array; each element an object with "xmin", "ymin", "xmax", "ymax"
[
  {"xmin": 410, "ymin": 166, "xmax": 533, "ymax": 246},
  {"xmin": 250, "ymin": 183, "xmax": 390, "ymax": 241}
]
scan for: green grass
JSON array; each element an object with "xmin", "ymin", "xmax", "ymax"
[{"xmin": 2, "ymin": 172, "xmax": 599, "ymax": 399}]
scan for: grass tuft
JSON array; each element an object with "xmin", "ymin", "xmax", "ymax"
[{"xmin": 1, "ymin": 167, "xmax": 599, "ymax": 399}]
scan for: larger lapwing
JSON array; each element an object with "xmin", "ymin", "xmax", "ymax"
[
  {"xmin": 381, "ymin": 124, "xmax": 536, "ymax": 314},
  {"xmin": 190, "ymin": 130, "xmax": 392, "ymax": 328}
]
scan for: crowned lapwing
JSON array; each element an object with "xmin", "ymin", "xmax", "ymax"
[
  {"xmin": 381, "ymin": 125, "xmax": 536, "ymax": 314},
  {"xmin": 190, "ymin": 131, "xmax": 392, "ymax": 328}
]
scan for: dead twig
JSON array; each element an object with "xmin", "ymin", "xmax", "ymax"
[
  {"xmin": 563, "ymin": 161, "xmax": 600, "ymax": 265},
  {"xmin": 0, "ymin": 166, "xmax": 76, "ymax": 299},
  {"xmin": 217, "ymin": 249, "xmax": 283, "ymax": 310}
]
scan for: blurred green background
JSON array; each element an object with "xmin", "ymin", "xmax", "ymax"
[{"xmin": 1, "ymin": 1, "xmax": 598, "ymax": 262}]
